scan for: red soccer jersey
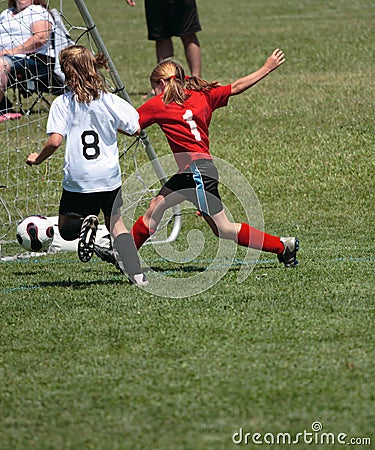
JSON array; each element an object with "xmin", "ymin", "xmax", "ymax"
[{"xmin": 137, "ymin": 84, "xmax": 232, "ymax": 171}]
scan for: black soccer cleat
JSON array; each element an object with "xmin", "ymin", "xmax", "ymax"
[
  {"xmin": 78, "ymin": 215, "xmax": 98, "ymax": 262},
  {"xmin": 94, "ymin": 241, "xmax": 148, "ymax": 286},
  {"xmin": 277, "ymin": 237, "xmax": 299, "ymax": 268},
  {"xmin": 94, "ymin": 244, "xmax": 123, "ymax": 272}
]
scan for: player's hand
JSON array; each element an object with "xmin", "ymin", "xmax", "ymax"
[
  {"xmin": 125, "ymin": 0, "xmax": 136, "ymax": 6},
  {"xmin": 26, "ymin": 153, "xmax": 39, "ymax": 166},
  {"xmin": 265, "ymin": 48, "xmax": 285, "ymax": 73}
]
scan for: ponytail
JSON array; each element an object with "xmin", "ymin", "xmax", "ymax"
[
  {"xmin": 150, "ymin": 59, "xmax": 221, "ymax": 106},
  {"xmin": 185, "ymin": 76, "xmax": 220, "ymax": 92},
  {"xmin": 162, "ymin": 76, "xmax": 187, "ymax": 106},
  {"xmin": 94, "ymin": 53, "xmax": 109, "ymax": 71}
]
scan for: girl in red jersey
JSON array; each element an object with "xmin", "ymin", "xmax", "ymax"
[{"xmin": 132, "ymin": 49, "xmax": 299, "ymax": 267}]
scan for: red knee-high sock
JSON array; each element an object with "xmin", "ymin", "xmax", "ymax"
[
  {"xmin": 236, "ymin": 223, "xmax": 284, "ymax": 254},
  {"xmin": 131, "ymin": 216, "xmax": 155, "ymax": 249}
]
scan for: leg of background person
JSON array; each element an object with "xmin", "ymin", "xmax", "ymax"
[
  {"xmin": 181, "ymin": 33, "xmax": 201, "ymax": 77},
  {"xmin": 156, "ymin": 38, "xmax": 174, "ymax": 62},
  {"xmin": 141, "ymin": 38, "xmax": 175, "ymax": 97},
  {"xmin": 204, "ymin": 210, "xmax": 284, "ymax": 254}
]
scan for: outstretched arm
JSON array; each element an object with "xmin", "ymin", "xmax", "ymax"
[
  {"xmin": 26, "ymin": 133, "xmax": 63, "ymax": 166},
  {"xmin": 230, "ymin": 49, "xmax": 285, "ymax": 96}
]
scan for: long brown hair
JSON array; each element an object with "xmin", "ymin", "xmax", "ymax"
[
  {"xmin": 8, "ymin": 0, "xmax": 48, "ymax": 9},
  {"xmin": 59, "ymin": 45, "xmax": 108, "ymax": 103},
  {"xmin": 150, "ymin": 59, "xmax": 220, "ymax": 106}
]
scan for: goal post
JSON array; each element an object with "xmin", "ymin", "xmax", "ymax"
[{"xmin": 0, "ymin": 0, "xmax": 181, "ymax": 259}]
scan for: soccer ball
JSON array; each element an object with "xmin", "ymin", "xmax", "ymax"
[{"xmin": 16, "ymin": 215, "xmax": 54, "ymax": 252}]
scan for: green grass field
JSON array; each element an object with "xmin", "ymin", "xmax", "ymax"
[{"xmin": 1, "ymin": 0, "xmax": 374, "ymax": 448}]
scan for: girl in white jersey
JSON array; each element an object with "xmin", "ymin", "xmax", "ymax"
[{"xmin": 26, "ymin": 45, "xmax": 147, "ymax": 286}]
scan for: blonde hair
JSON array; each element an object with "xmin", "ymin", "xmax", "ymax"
[
  {"xmin": 59, "ymin": 45, "xmax": 108, "ymax": 103},
  {"xmin": 150, "ymin": 59, "xmax": 220, "ymax": 106}
]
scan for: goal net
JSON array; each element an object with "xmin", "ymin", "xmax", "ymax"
[{"xmin": 0, "ymin": 0, "xmax": 181, "ymax": 259}]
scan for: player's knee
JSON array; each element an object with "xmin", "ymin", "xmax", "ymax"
[
  {"xmin": 59, "ymin": 220, "xmax": 81, "ymax": 241},
  {"xmin": 214, "ymin": 224, "xmax": 236, "ymax": 240},
  {"xmin": 150, "ymin": 195, "xmax": 163, "ymax": 208}
]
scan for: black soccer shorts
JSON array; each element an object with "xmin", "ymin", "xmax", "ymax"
[
  {"xmin": 161, "ymin": 159, "xmax": 223, "ymax": 216},
  {"xmin": 59, "ymin": 187, "xmax": 123, "ymax": 218},
  {"xmin": 145, "ymin": 0, "xmax": 201, "ymax": 41}
]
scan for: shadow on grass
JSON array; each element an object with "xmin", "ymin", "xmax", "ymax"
[
  {"xmin": 148, "ymin": 260, "xmax": 279, "ymax": 274},
  {"xmin": 5, "ymin": 259, "xmax": 280, "ymax": 293},
  {"xmin": 3, "ymin": 274, "xmax": 128, "ymax": 293}
]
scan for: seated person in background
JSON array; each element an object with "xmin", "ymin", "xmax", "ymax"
[{"xmin": 0, "ymin": 0, "xmax": 54, "ymax": 122}]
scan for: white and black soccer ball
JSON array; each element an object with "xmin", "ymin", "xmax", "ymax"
[{"xmin": 16, "ymin": 215, "xmax": 54, "ymax": 252}]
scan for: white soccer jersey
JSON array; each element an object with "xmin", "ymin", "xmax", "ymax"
[
  {"xmin": 0, "ymin": 5, "xmax": 54, "ymax": 57},
  {"xmin": 47, "ymin": 91, "xmax": 140, "ymax": 193}
]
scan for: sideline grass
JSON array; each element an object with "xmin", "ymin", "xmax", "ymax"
[{"xmin": 1, "ymin": 0, "xmax": 374, "ymax": 448}]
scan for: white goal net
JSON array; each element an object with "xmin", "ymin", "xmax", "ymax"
[{"xmin": 0, "ymin": 0, "xmax": 180, "ymax": 259}]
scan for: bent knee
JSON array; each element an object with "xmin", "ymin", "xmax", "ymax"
[
  {"xmin": 150, "ymin": 195, "xmax": 163, "ymax": 209},
  {"xmin": 148, "ymin": 195, "xmax": 166, "ymax": 213},
  {"xmin": 212, "ymin": 223, "xmax": 238, "ymax": 240}
]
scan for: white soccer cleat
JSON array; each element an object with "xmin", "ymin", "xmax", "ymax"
[
  {"xmin": 128, "ymin": 273, "xmax": 149, "ymax": 286},
  {"xmin": 278, "ymin": 237, "xmax": 299, "ymax": 268}
]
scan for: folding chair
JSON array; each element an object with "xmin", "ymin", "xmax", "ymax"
[
  {"xmin": 7, "ymin": 9, "xmax": 73, "ymax": 116},
  {"xmin": 9, "ymin": 56, "xmax": 63, "ymax": 116}
]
